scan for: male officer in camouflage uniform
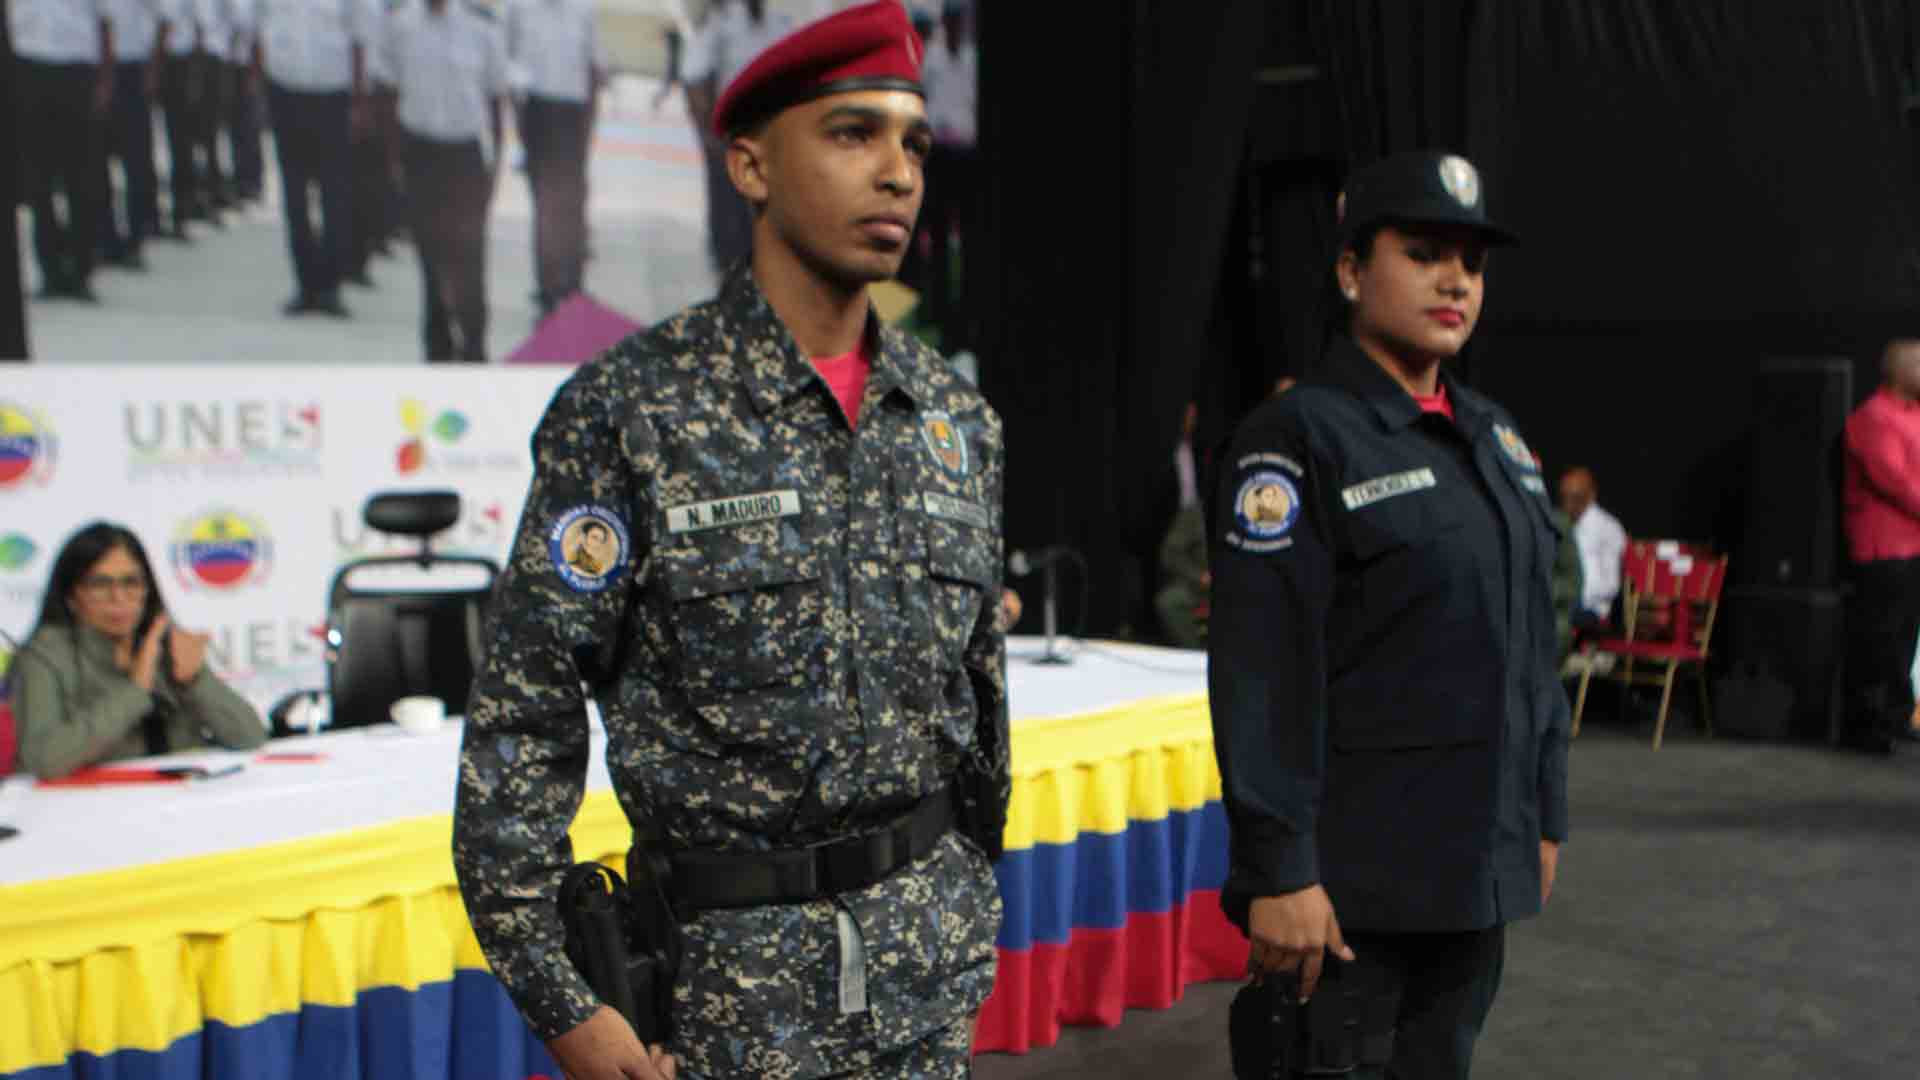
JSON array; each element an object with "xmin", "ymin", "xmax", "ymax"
[{"xmin": 452, "ymin": 4, "xmax": 1008, "ymax": 1079}]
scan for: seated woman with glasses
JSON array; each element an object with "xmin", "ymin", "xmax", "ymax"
[{"xmin": 9, "ymin": 522, "xmax": 265, "ymax": 779}]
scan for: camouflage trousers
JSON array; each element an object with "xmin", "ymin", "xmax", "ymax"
[{"xmin": 680, "ymin": 1021, "xmax": 973, "ymax": 1080}]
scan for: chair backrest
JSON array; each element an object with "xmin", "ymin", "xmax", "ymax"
[
  {"xmin": 325, "ymin": 556, "xmax": 499, "ymax": 729},
  {"xmin": 1618, "ymin": 540, "xmax": 1660, "ymax": 636},
  {"xmin": 1622, "ymin": 540, "xmax": 1658, "ymax": 585},
  {"xmin": 1645, "ymin": 551, "xmax": 1730, "ymax": 654}
]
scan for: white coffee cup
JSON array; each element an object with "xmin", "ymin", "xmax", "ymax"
[{"xmin": 389, "ymin": 695, "xmax": 446, "ymax": 734}]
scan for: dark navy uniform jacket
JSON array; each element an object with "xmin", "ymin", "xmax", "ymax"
[{"xmin": 1208, "ymin": 336, "xmax": 1570, "ymax": 936}]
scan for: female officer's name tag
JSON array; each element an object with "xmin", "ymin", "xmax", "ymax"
[
  {"xmin": 665, "ymin": 489, "xmax": 801, "ymax": 534},
  {"xmin": 1341, "ymin": 468, "xmax": 1437, "ymax": 511}
]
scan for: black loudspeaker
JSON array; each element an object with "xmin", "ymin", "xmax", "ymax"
[
  {"xmin": 1712, "ymin": 586, "xmax": 1844, "ymax": 742},
  {"xmin": 1735, "ymin": 358, "xmax": 1852, "ymax": 588}
]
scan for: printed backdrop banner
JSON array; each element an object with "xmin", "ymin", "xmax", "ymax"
[{"xmin": 0, "ymin": 367, "xmax": 575, "ymax": 716}]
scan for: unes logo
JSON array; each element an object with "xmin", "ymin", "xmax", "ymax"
[
  {"xmin": 0, "ymin": 401, "xmax": 57, "ymax": 489},
  {"xmin": 397, "ymin": 398, "xmax": 470, "ymax": 474},
  {"xmin": 170, "ymin": 510, "xmax": 274, "ymax": 591},
  {"xmin": 125, "ymin": 400, "xmax": 323, "ymax": 478}
]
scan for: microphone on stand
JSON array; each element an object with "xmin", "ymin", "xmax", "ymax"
[{"xmin": 1007, "ymin": 546, "xmax": 1074, "ymax": 665}]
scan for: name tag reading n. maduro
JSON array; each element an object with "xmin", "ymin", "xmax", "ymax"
[
  {"xmin": 665, "ymin": 489, "xmax": 802, "ymax": 534},
  {"xmin": 1341, "ymin": 467, "xmax": 1437, "ymax": 512},
  {"xmin": 921, "ymin": 491, "xmax": 991, "ymax": 530}
]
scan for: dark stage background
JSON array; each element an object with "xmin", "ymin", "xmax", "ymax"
[{"xmin": 974, "ymin": 0, "xmax": 1920, "ymax": 640}]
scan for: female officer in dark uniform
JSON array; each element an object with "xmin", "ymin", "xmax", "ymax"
[{"xmin": 1208, "ymin": 151, "xmax": 1569, "ymax": 1080}]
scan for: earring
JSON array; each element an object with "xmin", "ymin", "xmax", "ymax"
[{"xmin": 1343, "ymin": 288, "xmax": 1358, "ymax": 301}]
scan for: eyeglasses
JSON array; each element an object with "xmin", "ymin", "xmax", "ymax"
[{"xmin": 76, "ymin": 574, "xmax": 149, "ymax": 599}]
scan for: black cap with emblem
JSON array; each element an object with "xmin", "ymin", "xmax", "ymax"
[{"xmin": 1336, "ymin": 151, "xmax": 1518, "ymax": 246}]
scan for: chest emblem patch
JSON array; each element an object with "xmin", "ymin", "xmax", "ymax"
[
  {"xmin": 920, "ymin": 411, "xmax": 969, "ymax": 478},
  {"xmin": 1494, "ymin": 424, "xmax": 1539, "ymax": 472}
]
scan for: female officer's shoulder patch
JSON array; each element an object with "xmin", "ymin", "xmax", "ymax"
[{"xmin": 1225, "ymin": 451, "xmax": 1305, "ymax": 554}]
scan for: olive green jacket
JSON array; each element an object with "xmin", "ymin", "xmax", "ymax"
[{"xmin": 10, "ymin": 624, "xmax": 266, "ymax": 779}]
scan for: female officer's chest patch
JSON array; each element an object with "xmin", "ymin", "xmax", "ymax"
[{"xmin": 1494, "ymin": 424, "xmax": 1539, "ymax": 472}]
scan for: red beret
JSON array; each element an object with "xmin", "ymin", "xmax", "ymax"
[{"xmin": 712, "ymin": 0, "xmax": 926, "ymax": 136}]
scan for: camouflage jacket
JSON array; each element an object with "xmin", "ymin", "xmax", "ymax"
[{"xmin": 453, "ymin": 268, "xmax": 1009, "ymax": 1079}]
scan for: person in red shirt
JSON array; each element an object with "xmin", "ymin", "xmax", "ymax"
[{"xmin": 1841, "ymin": 340, "xmax": 1920, "ymax": 753}]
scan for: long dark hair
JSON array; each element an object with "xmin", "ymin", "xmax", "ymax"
[{"xmin": 31, "ymin": 522, "xmax": 167, "ymax": 641}]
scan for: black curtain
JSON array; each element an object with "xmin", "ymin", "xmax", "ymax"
[
  {"xmin": 1, "ymin": 0, "xmax": 28, "ymax": 360},
  {"xmin": 975, "ymin": 0, "xmax": 1265, "ymax": 638},
  {"xmin": 1466, "ymin": 1, "xmax": 1920, "ymax": 545},
  {"xmin": 975, "ymin": 1, "xmax": 1920, "ymax": 635}
]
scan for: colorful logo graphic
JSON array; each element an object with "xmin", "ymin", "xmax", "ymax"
[
  {"xmin": 171, "ymin": 509, "xmax": 274, "ymax": 591},
  {"xmin": 398, "ymin": 399, "xmax": 472, "ymax": 474},
  {"xmin": 0, "ymin": 533, "xmax": 36, "ymax": 572},
  {"xmin": 0, "ymin": 401, "xmax": 57, "ymax": 489}
]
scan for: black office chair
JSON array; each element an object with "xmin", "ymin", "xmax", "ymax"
[{"xmin": 323, "ymin": 491, "xmax": 500, "ymax": 729}]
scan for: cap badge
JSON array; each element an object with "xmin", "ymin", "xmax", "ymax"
[{"xmin": 1438, "ymin": 155, "xmax": 1480, "ymax": 209}]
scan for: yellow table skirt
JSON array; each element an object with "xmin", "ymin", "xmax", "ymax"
[{"xmin": 0, "ymin": 691, "xmax": 1216, "ymax": 1074}]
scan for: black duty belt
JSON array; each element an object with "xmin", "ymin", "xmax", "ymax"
[{"xmin": 668, "ymin": 789, "xmax": 954, "ymax": 910}]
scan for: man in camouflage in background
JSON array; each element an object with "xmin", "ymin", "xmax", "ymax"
[{"xmin": 452, "ymin": 4, "xmax": 1009, "ymax": 1079}]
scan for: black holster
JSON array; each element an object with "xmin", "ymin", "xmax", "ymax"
[
  {"xmin": 954, "ymin": 755, "xmax": 1008, "ymax": 863},
  {"xmin": 1229, "ymin": 958, "xmax": 1396, "ymax": 1078},
  {"xmin": 557, "ymin": 844, "xmax": 682, "ymax": 1045}
]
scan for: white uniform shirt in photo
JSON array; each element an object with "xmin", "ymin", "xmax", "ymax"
[
  {"xmin": 196, "ymin": 0, "xmax": 230, "ymax": 61},
  {"xmin": 362, "ymin": 0, "xmax": 402, "ymax": 82},
  {"xmin": 921, "ymin": 37, "xmax": 976, "ymax": 147},
  {"xmin": 220, "ymin": 0, "xmax": 255, "ymax": 55},
  {"xmin": 164, "ymin": 0, "xmax": 197, "ymax": 56},
  {"xmin": 109, "ymin": 0, "xmax": 170, "ymax": 62},
  {"xmin": 253, "ymin": 0, "xmax": 368, "ymax": 92},
  {"xmin": 9, "ymin": 0, "xmax": 112, "ymax": 64},
  {"xmin": 504, "ymin": 0, "xmax": 604, "ymax": 103},
  {"xmin": 712, "ymin": 7, "xmax": 797, "ymax": 91},
  {"xmin": 380, "ymin": 0, "xmax": 510, "ymax": 158}
]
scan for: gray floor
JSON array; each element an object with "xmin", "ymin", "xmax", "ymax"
[{"xmin": 974, "ymin": 720, "xmax": 1920, "ymax": 1079}]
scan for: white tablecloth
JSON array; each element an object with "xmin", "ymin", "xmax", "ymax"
[{"xmin": 0, "ymin": 638, "xmax": 1205, "ymax": 886}]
